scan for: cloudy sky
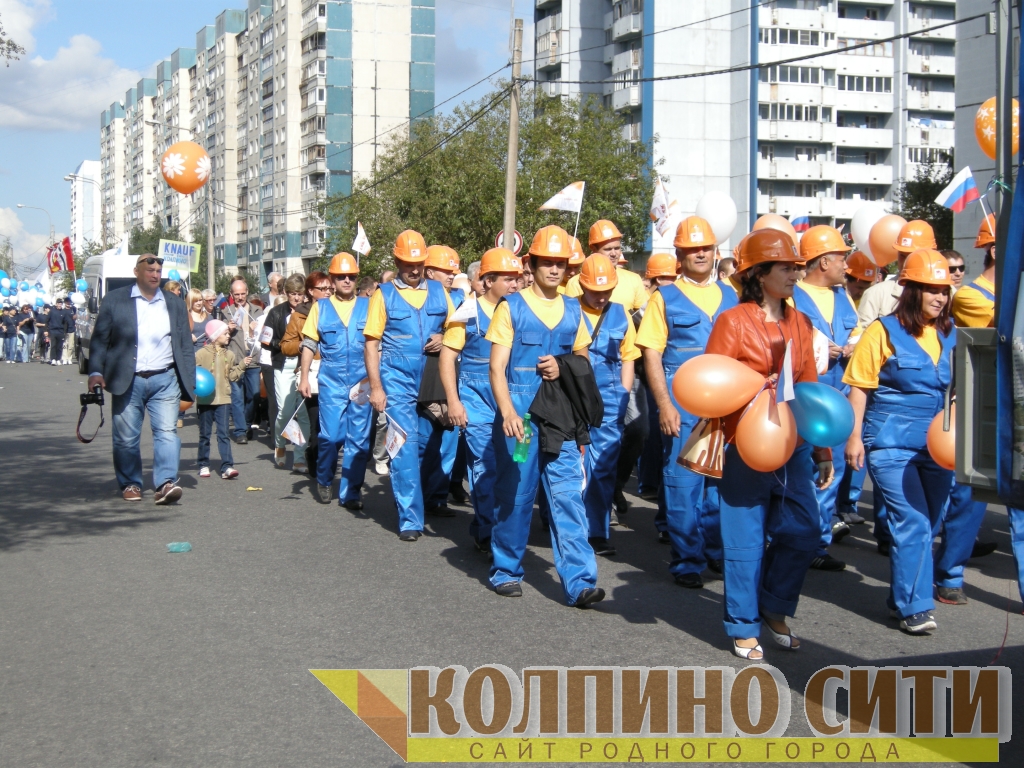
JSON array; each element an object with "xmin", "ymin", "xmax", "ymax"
[{"xmin": 0, "ymin": 0, "xmax": 534, "ymax": 276}]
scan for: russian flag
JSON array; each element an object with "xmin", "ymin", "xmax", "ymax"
[
  {"xmin": 935, "ymin": 166, "xmax": 981, "ymax": 213},
  {"xmin": 790, "ymin": 215, "xmax": 811, "ymax": 233}
]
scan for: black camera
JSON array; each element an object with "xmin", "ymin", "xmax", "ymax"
[{"xmin": 80, "ymin": 385, "xmax": 104, "ymax": 407}]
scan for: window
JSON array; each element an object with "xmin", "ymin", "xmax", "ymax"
[
  {"xmin": 837, "ymin": 75, "xmax": 892, "ymax": 93},
  {"xmin": 837, "ymin": 38, "xmax": 893, "ymax": 57},
  {"xmin": 794, "ymin": 183, "xmax": 819, "ymax": 197},
  {"xmin": 795, "ymin": 146, "xmax": 819, "ymax": 161},
  {"xmin": 763, "ymin": 64, "xmax": 822, "ymax": 84},
  {"xmin": 760, "ymin": 144, "xmax": 775, "ymax": 160}
]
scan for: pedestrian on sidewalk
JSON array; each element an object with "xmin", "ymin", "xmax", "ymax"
[{"xmin": 194, "ymin": 319, "xmax": 245, "ymax": 479}]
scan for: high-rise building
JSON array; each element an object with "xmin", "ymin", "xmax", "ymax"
[
  {"xmin": 98, "ymin": 0, "xmax": 435, "ymax": 284},
  {"xmin": 67, "ymin": 160, "xmax": 102, "ymax": 253},
  {"xmin": 99, "ymin": 102, "xmax": 126, "ymax": 244}
]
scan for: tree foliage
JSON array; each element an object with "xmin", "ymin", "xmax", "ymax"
[
  {"xmin": 321, "ymin": 86, "xmax": 660, "ymax": 277},
  {"xmin": 1, "ymin": 13, "xmax": 26, "ymax": 67},
  {"xmin": 892, "ymin": 160, "xmax": 954, "ymax": 250}
]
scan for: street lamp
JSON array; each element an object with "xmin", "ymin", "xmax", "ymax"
[
  {"xmin": 16, "ymin": 204, "xmax": 55, "ymax": 243},
  {"xmin": 64, "ymin": 173, "xmax": 108, "ymax": 248}
]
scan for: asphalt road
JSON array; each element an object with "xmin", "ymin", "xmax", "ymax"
[{"xmin": 1, "ymin": 363, "xmax": 1021, "ymax": 767}]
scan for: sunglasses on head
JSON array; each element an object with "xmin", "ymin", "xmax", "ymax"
[
  {"xmin": 137, "ymin": 257, "xmax": 164, "ymax": 266},
  {"xmin": 948, "ymin": 265, "xmax": 966, "ymax": 272}
]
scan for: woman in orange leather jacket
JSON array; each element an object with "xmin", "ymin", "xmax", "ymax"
[{"xmin": 704, "ymin": 228, "xmax": 834, "ymax": 661}]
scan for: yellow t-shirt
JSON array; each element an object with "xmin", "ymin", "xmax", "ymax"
[
  {"xmin": 581, "ymin": 302, "xmax": 641, "ymax": 362},
  {"xmin": 565, "ymin": 268, "xmax": 648, "ymax": 311},
  {"xmin": 485, "ymin": 289, "xmax": 592, "ymax": 351},
  {"xmin": 635, "ymin": 280, "xmax": 724, "ymax": 352},
  {"xmin": 843, "ymin": 320, "xmax": 943, "ymax": 389},
  {"xmin": 363, "ymin": 284, "xmax": 455, "ymax": 340},
  {"xmin": 951, "ymin": 276, "xmax": 995, "ymax": 328},
  {"xmin": 301, "ymin": 296, "xmax": 357, "ymax": 341},
  {"xmin": 442, "ymin": 296, "xmax": 496, "ymax": 352},
  {"xmin": 794, "ymin": 281, "xmax": 836, "ymax": 324}
]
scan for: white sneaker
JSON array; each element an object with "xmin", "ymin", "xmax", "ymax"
[
  {"xmin": 50, "ymin": 360, "xmax": 58, "ymax": 366},
  {"xmin": 221, "ymin": 467, "xmax": 239, "ymax": 479},
  {"xmin": 374, "ymin": 461, "xmax": 390, "ymax": 476},
  {"xmin": 199, "ymin": 467, "xmax": 211, "ymax": 478}
]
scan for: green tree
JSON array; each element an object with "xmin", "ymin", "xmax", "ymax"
[
  {"xmin": 321, "ymin": 86, "xmax": 660, "ymax": 277},
  {"xmin": 892, "ymin": 159, "xmax": 954, "ymax": 250},
  {"xmin": 0, "ymin": 236, "xmax": 14, "ymax": 277},
  {"xmin": 1, "ymin": 13, "xmax": 26, "ymax": 66}
]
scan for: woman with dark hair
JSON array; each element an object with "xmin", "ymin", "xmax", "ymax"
[
  {"xmin": 844, "ymin": 250, "xmax": 956, "ymax": 635},
  {"xmin": 262, "ymin": 273, "xmax": 310, "ymax": 470},
  {"xmin": 704, "ymin": 229, "xmax": 834, "ymax": 661}
]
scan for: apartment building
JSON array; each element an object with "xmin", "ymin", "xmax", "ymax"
[
  {"xmin": 534, "ymin": 0, "xmax": 956, "ymax": 247},
  {"xmin": 99, "ymin": 103, "xmax": 126, "ymax": 244},
  {"xmin": 67, "ymin": 160, "xmax": 102, "ymax": 253},
  {"xmin": 123, "ymin": 79, "xmax": 158, "ymax": 230},
  {"xmin": 98, "ymin": 0, "xmax": 435, "ymax": 283}
]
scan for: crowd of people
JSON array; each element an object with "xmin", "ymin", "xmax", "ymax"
[
  {"xmin": 79, "ymin": 212, "xmax": 1023, "ymax": 663},
  {"xmin": 1, "ymin": 296, "xmax": 79, "ymax": 365}
]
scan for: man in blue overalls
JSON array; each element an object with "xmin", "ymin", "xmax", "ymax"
[
  {"xmin": 440, "ymin": 248, "xmax": 523, "ymax": 552},
  {"xmin": 486, "ymin": 225, "xmax": 603, "ymax": 607},
  {"xmin": 792, "ymin": 225, "xmax": 857, "ymax": 572},
  {"xmin": 298, "ymin": 252, "xmax": 373, "ymax": 509},
  {"xmin": 364, "ymin": 230, "xmax": 454, "ymax": 541},
  {"xmin": 636, "ymin": 216, "xmax": 738, "ymax": 589}
]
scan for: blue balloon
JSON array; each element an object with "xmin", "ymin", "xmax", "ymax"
[
  {"xmin": 0, "ymin": 270, "xmax": 7, "ymax": 279},
  {"xmin": 790, "ymin": 382, "xmax": 855, "ymax": 448},
  {"xmin": 0, "ymin": 288, "xmax": 9, "ymax": 297},
  {"xmin": 167, "ymin": 269, "xmax": 181, "ymax": 281},
  {"xmin": 19, "ymin": 281, "xmax": 30, "ymax": 292},
  {"xmin": 194, "ymin": 367, "xmax": 215, "ymax": 398},
  {"xmin": 75, "ymin": 279, "xmax": 88, "ymax": 292},
  {"xmin": 35, "ymin": 298, "xmax": 44, "ymax": 307}
]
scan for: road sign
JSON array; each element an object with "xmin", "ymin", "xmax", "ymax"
[{"xmin": 495, "ymin": 230, "xmax": 524, "ymax": 256}]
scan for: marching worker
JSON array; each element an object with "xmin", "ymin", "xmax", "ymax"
[
  {"xmin": 364, "ymin": 231, "xmax": 455, "ymax": 541},
  {"xmin": 577, "ymin": 254, "xmax": 640, "ymax": 556},
  {"xmin": 951, "ymin": 214, "xmax": 996, "ymax": 327},
  {"xmin": 636, "ymin": 216, "xmax": 738, "ymax": 588},
  {"xmin": 486, "ymin": 225, "xmax": 604, "ymax": 607},
  {"xmin": 441, "ymin": 248, "xmax": 523, "ymax": 551},
  {"xmin": 844, "ymin": 251, "xmax": 878, "ymax": 308},
  {"xmin": 298, "ymin": 253, "xmax": 372, "ymax": 509},
  {"xmin": 792, "ymin": 225, "xmax": 857, "ymax": 570},
  {"xmin": 718, "ymin": 247, "xmax": 743, "ymax": 299},
  {"xmin": 646, "ymin": 252, "xmax": 678, "ymax": 290},
  {"xmin": 425, "ymin": 245, "xmax": 466, "ymax": 309},
  {"xmin": 559, "ymin": 237, "xmax": 586, "ymax": 292},
  {"xmin": 845, "ymin": 250, "xmax": 957, "ymax": 634},
  {"xmin": 705, "ymin": 229, "xmax": 833, "ymax": 660},
  {"xmin": 565, "ymin": 220, "xmax": 648, "ymax": 312}
]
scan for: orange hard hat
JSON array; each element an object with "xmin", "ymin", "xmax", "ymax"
[
  {"xmin": 673, "ymin": 216, "xmax": 716, "ymax": 249},
  {"xmin": 975, "ymin": 213, "xmax": 996, "ymax": 249},
  {"xmin": 588, "ymin": 219, "xmax": 623, "ymax": 250},
  {"xmin": 393, "ymin": 229, "xmax": 427, "ymax": 263},
  {"xmin": 898, "ymin": 249, "xmax": 952, "ymax": 287},
  {"xmin": 893, "ymin": 220, "xmax": 937, "ymax": 254},
  {"xmin": 735, "ymin": 229, "xmax": 804, "ymax": 273},
  {"xmin": 578, "ymin": 254, "xmax": 619, "ymax": 291},
  {"xmin": 646, "ymin": 253, "xmax": 678, "ymax": 279},
  {"xmin": 328, "ymin": 252, "xmax": 359, "ymax": 275},
  {"xmin": 845, "ymin": 251, "xmax": 877, "ymax": 282},
  {"xmin": 568, "ymin": 236, "xmax": 585, "ymax": 265},
  {"xmin": 425, "ymin": 245, "xmax": 459, "ymax": 272},
  {"xmin": 799, "ymin": 225, "xmax": 852, "ymax": 262},
  {"xmin": 479, "ymin": 247, "xmax": 522, "ymax": 275},
  {"xmin": 529, "ymin": 225, "xmax": 572, "ymax": 259}
]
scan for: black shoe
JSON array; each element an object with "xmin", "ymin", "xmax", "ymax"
[
  {"xmin": 245, "ymin": 428, "xmax": 254, "ymax": 440},
  {"xmin": 398, "ymin": 530, "xmax": 422, "ymax": 542},
  {"xmin": 937, "ymin": 586, "xmax": 968, "ymax": 605},
  {"xmin": 657, "ymin": 530, "xmax": 670, "ymax": 544},
  {"xmin": 426, "ymin": 503, "xmax": 455, "ymax": 517},
  {"xmin": 970, "ymin": 541, "xmax": 998, "ymax": 558},
  {"xmin": 707, "ymin": 558, "xmax": 723, "ymax": 575},
  {"xmin": 877, "ymin": 540, "xmax": 891, "ymax": 557},
  {"xmin": 574, "ymin": 587, "xmax": 605, "ymax": 608},
  {"xmin": 495, "ymin": 581, "xmax": 522, "ymax": 597},
  {"xmin": 639, "ymin": 490, "xmax": 659, "ymax": 501},
  {"xmin": 613, "ymin": 488, "xmax": 629, "ymax": 516},
  {"xmin": 315, "ymin": 484, "xmax": 332, "ymax": 504},
  {"xmin": 233, "ymin": 435, "xmax": 248, "ymax": 445},
  {"xmin": 810, "ymin": 554, "xmax": 846, "ymax": 571},
  {"xmin": 674, "ymin": 572, "xmax": 704, "ymax": 589},
  {"xmin": 830, "ymin": 519, "xmax": 851, "ymax": 544},
  {"xmin": 589, "ymin": 537, "xmax": 617, "ymax": 557},
  {"xmin": 840, "ymin": 509, "xmax": 867, "ymax": 525},
  {"xmin": 448, "ymin": 483, "xmax": 470, "ymax": 505},
  {"xmin": 473, "ymin": 537, "xmax": 491, "ymax": 553},
  {"xmin": 342, "ymin": 499, "xmax": 363, "ymax": 511}
]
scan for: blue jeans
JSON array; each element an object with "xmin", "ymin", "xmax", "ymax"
[
  {"xmin": 230, "ymin": 366, "xmax": 260, "ymax": 438},
  {"xmin": 111, "ymin": 370, "xmax": 182, "ymax": 490},
  {"xmin": 2, "ymin": 336, "xmax": 16, "ymax": 360},
  {"xmin": 197, "ymin": 404, "xmax": 234, "ymax": 473},
  {"xmin": 19, "ymin": 331, "xmax": 32, "ymax": 362}
]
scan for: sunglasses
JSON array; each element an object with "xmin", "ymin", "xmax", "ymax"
[
  {"xmin": 948, "ymin": 265, "xmax": 966, "ymax": 273},
  {"xmin": 137, "ymin": 257, "xmax": 164, "ymax": 266},
  {"xmin": 312, "ymin": 284, "xmax": 331, "ymax": 291}
]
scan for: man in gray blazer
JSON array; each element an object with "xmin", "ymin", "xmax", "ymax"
[{"xmin": 88, "ymin": 254, "xmax": 196, "ymax": 503}]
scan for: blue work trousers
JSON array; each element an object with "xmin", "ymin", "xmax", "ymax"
[
  {"xmin": 838, "ymin": 460, "xmax": 866, "ymax": 513},
  {"xmin": 316, "ymin": 389, "xmax": 373, "ymax": 504},
  {"xmin": 814, "ymin": 443, "xmax": 846, "ymax": 556},
  {"xmin": 934, "ymin": 480, "xmax": 987, "ymax": 589},
  {"xmin": 230, "ymin": 366, "xmax": 260, "ymax": 438},
  {"xmin": 197, "ymin": 403, "xmax": 233, "ymax": 473},
  {"xmin": 422, "ymin": 422, "xmax": 459, "ymax": 508},
  {"xmin": 466, "ymin": 419, "xmax": 500, "ymax": 544},
  {"xmin": 661, "ymin": 420, "xmax": 721, "ymax": 577},
  {"xmin": 584, "ymin": 389, "xmax": 627, "ymax": 540},
  {"xmin": 638, "ymin": 385, "xmax": 663, "ymax": 502},
  {"xmin": 1009, "ymin": 507, "xmax": 1024, "ymax": 605},
  {"xmin": 111, "ymin": 369, "xmax": 182, "ymax": 491}
]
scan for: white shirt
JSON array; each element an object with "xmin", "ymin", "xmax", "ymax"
[
  {"xmin": 132, "ymin": 284, "xmax": 174, "ymax": 372},
  {"xmin": 856, "ymin": 279, "xmax": 903, "ymax": 329}
]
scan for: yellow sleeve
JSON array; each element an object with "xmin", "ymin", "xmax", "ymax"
[
  {"xmin": 634, "ymin": 291, "xmax": 669, "ymax": 352},
  {"xmin": 301, "ymin": 301, "xmax": 320, "ymax": 342},
  {"xmin": 363, "ymin": 290, "xmax": 388, "ymax": 339},
  {"xmin": 574, "ymin": 314, "xmax": 592, "ymax": 351},
  {"xmin": 951, "ymin": 287, "xmax": 994, "ymax": 328},
  {"xmin": 842, "ymin": 320, "xmax": 893, "ymax": 390},
  {"xmin": 484, "ymin": 302, "xmax": 514, "ymax": 348},
  {"xmin": 620, "ymin": 315, "xmax": 641, "ymax": 361},
  {"xmin": 443, "ymin": 291, "xmax": 455, "ymax": 327},
  {"xmin": 564, "ymin": 275, "xmax": 583, "ymax": 298},
  {"xmin": 442, "ymin": 322, "xmax": 467, "ymax": 351},
  {"xmin": 628, "ymin": 273, "xmax": 648, "ymax": 311}
]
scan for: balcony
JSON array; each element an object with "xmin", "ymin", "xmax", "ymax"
[
  {"xmin": 758, "ymin": 194, "xmax": 835, "ymax": 218},
  {"xmin": 611, "ymin": 13, "xmax": 642, "ymax": 42},
  {"xmin": 833, "ymin": 163, "xmax": 894, "ymax": 185},
  {"xmin": 757, "ymin": 157, "xmax": 835, "ymax": 181},
  {"xmin": 301, "ymin": 102, "xmax": 326, "ymax": 122},
  {"xmin": 906, "ymin": 54, "xmax": 955, "ymax": 77},
  {"xmin": 301, "ymin": 130, "xmax": 326, "ymax": 149},
  {"xmin": 301, "ymin": 186, "xmax": 325, "ymax": 205},
  {"xmin": 612, "ymin": 85, "xmax": 641, "ymax": 111},
  {"xmin": 536, "ymin": 0, "xmax": 559, "ymax": 8},
  {"xmin": 836, "ymin": 18, "xmax": 893, "ymax": 40},
  {"xmin": 836, "ymin": 126, "xmax": 893, "ymax": 148},
  {"xmin": 768, "ymin": 82, "xmax": 829, "ymax": 106},
  {"xmin": 535, "ymin": 13, "xmax": 561, "ymax": 37},
  {"xmin": 906, "ymin": 125, "xmax": 955, "ymax": 148},
  {"xmin": 302, "ymin": 15, "xmax": 326, "ymax": 38},
  {"xmin": 301, "ymin": 47, "xmax": 325, "ymax": 69},
  {"xmin": 304, "ymin": 158, "xmax": 326, "ymax": 174},
  {"xmin": 760, "ymin": 7, "xmax": 837, "ymax": 33},
  {"xmin": 535, "ymin": 31, "xmax": 561, "ymax": 69},
  {"xmin": 603, "ymin": 44, "xmax": 614, "ymax": 65},
  {"xmin": 836, "ymin": 90, "xmax": 893, "ymax": 113},
  {"xmin": 539, "ymin": 80, "xmax": 567, "ymax": 98},
  {"xmin": 612, "ymin": 48, "xmax": 642, "ymax": 75},
  {"xmin": 908, "ymin": 16, "xmax": 956, "ymax": 41},
  {"xmin": 904, "ymin": 90, "xmax": 955, "ymax": 112},
  {"xmin": 758, "ymin": 120, "xmax": 837, "ymax": 143}
]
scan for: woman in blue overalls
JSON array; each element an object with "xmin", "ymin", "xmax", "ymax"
[{"xmin": 845, "ymin": 250, "xmax": 956, "ymax": 634}]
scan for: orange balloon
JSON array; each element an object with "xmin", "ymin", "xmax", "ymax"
[
  {"xmin": 179, "ymin": 399, "xmax": 193, "ymax": 413},
  {"xmin": 160, "ymin": 141, "xmax": 211, "ymax": 195},
  {"xmin": 926, "ymin": 404, "xmax": 956, "ymax": 471},
  {"xmin": 672, "ymin": 354, "xmax": 767, "ymax": 419},
  {"xmin": 734, "ymin": 390, "xmax": 798, "ymax": 472},
  {"xmin": 975, "ymin": 97, "xmax": 1020, "ymax": 161},
  {"xmin": 867, "ymin": 214, "xmax": 907, "ymax": 268},
  {"xmin": 753, "ymin": 214, "xmax": 798, "ymax": 247}
]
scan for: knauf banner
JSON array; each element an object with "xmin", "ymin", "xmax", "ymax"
[{"xmin": 157, "ymin": 239, "xmax": 202, "ymax": 276}]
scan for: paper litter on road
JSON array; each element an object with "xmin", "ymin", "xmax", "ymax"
[{"xmin": 245, "ymin": 486, "xmax": 263, "ymax": 492}]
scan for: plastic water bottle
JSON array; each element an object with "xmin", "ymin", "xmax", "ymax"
[
  {"xmin": 513, "ymin": 414, "xmax": 532, "ymax": 463},
  {"xmin": 167, "ymin": 542, "xmax": 192, "ymax": 553}
]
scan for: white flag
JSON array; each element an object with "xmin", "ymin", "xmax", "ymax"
[
  {"xmin": 383, "ymin": 412, "xmax": 408, "ymax": 459},
  {"xmin": 776, "ymin": 340, "xmax": 795, "ymax": 404},
  {"xmin": 349, "ymin": 377, "xmax": 371, "ymax": 404},
  {"xmin": 352, "ymin": 221, "xmax": 371, "ymax": 256},
  {"xmin": 650, "ymin": 178, "xmax": 680, "ymax": 237},
  {"xmin": 539, "ymin": 181, "xmax": 585, "ymax": 213},
  {"xmin": 280, "ymin": 401, "xmax": 307, "ymax": 446},
  {"xmin": 448, "ymin": 296, "xmax": 478, "ymax": 324}
]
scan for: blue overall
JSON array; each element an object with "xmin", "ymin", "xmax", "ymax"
[
  {"xmin": 378, "ymin": 281, "xmax": 450, "ymax": 533},
  {"xmin": 314, "ymin": 297, "xmax": 373, "ymax": 503},
  {"xmin": 792, "ymin": 284, "xmax": 859, "ymax": 555},
  {"xmin": 459, "ymin": 302, "xmax": 501, "ymax": 544},
  {"xmin": 582, "ymin": 302, "xmax": 631, "ymax": 540},
  {"xmin": 489, "ymin": 293, "xmax": 598, "ymax": 604},
  {"xmin": 864, "ymin": 316, "xmax": 956, "ymax": 619},
  {"xmin": 658, "ymin": 283, "xmax": 737, "ymax": 577}
]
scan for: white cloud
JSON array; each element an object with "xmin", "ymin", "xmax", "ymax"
[
  {"xmin": 0, "ymin": 207, "xmax": 52, "ymax": 275},
  {"xmin": 0, "ymin": 0, "xmax": 139, "ymax": 131}
]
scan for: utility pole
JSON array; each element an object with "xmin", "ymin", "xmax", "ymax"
[{"xmin": 501, "ymin": 19, "xmax": 523, "ymax": 252}]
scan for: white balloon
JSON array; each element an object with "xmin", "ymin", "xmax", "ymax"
[
  {"xmin": 0, "ymin": 278, "xmax": 10, "ymax": 289},
  {"xmin": 70, "ymin": 292, "xmax": 86, "ymax": 306},
  {"xmin": 695, "ymin": 191, "xmax": 739, "ymax": 246},
  {"xmin": 850, "ymin": 204, "xmax": 887, "ymax": 263}
]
